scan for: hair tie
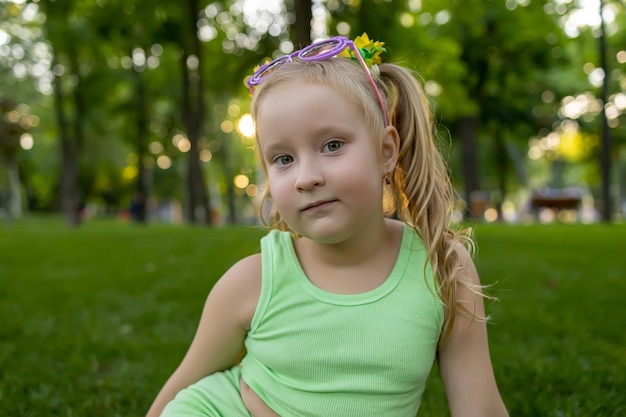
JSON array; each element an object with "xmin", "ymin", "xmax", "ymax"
[{"xmin": 339, "ymin": 33, "xmax": 386, "ymax": 67}]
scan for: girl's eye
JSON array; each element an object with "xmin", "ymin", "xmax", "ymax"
[
  {"xmin": 274, "ymin": 155, "xmax": 294, "ymax": 166},
  {"xmin": 323, "ymin": 140, "xmax": 343, "ymax": 153}
]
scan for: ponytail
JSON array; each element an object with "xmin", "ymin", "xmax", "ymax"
[{"xmin": 379, "ymin": 63, "xmax": 483, "ymax": 343}]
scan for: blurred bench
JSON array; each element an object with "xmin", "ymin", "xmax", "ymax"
[
  {"xmin": 531, "ymin": 196, "xmax": 581, "ymax": 210},
  {"xmin": 531, "ymin": 189, "xmax": 582, "ymax": 219}
]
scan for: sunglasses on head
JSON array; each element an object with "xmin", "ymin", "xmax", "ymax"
[{"xmin": 247, "ymin": 36, "xmax": 389, "ymax": 126}]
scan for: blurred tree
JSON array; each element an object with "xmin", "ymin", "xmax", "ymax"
[
  {"xmin": 87, "ymin": 0, "xmax": 161, "ymax": 223},
  {"xmin": 0, "ymin": 98, "xmax": 27, "ymax": 218},
  {"xmin": 289, "ymin": 0, "xmax": 313, "ymax": 47},
  {"xmin": 40, "ymin": 0, "xmax": 89, "ymax": 226},
  {"xmin": 179, "ymin": 0, "xmax": 212, "ymax": 224},
  {"xmin": 30, "ymin": 0, "xmax": 290, "ymax": 225},
  {"xmin": 38, "ymin": 0, "xmax": 136, "ymax": 224},
  {"xmin": 426, "ymin": 0, "xmax": 571, "ymax": 218},
  {"xmin": 471, "ymin": 2, "xmax": 569, "ymax": 218},
  {"xmin": 596, "ymin": 0, "xmax": 623, "ymax": 222},
  {"xmin": 0, "ymin": 2, "xmax": 33, "ymax": 218},
  {"xmin": 545, "ymin": 0, "xmax": 625, "ymax": 220}
]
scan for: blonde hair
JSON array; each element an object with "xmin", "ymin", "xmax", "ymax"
[{"xmin": 250, "ymin": 58, "xmax": 483, "ymax": 342}]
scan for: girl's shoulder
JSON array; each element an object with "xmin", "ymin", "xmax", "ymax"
[
  {"xmin": 211, "ymin": 253, "xmax": 262, "ymax": 331},
  {"xmin": 228, "ymin": 252, "xmax": 263, "ymax": 273}
]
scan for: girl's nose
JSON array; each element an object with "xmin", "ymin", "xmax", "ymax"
[{"xmin": 294, "ymin": 160, "xmax": 324, "ymax": 192}]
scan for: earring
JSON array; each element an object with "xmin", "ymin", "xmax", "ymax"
[{"xmin": 384, "ymin": 173, "xmax": 391, "ymax": 185}]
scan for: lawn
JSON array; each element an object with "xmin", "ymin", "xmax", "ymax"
[{"xmin": 0, "ymin": 218, "xmax": 624, "ymax": 416}]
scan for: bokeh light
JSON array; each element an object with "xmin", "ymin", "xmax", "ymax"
[
  {"xmin": 245, "ymin": 184, "xmax": 258, "ymax": 197},
  {"xmin": 20, "ymin": 133, "xmax": 33, "ymax": 150},
  {"xmin": 200, "ymin": 149, "xmax": 212, "ymax": 162},
  {"xmin": 234, "ymin": 174, "xmax": 250, "ymax": 189},
  {"xmin": 237, "ymin": 114, "xmax": 255, "ymax": 138},
  {"xmin": 221, "ymin": 120, "xmax": 234, "ymax": 133},
  {"xmin": 156, "ymin": 155, "xmax": 172, "ymax": 169}
]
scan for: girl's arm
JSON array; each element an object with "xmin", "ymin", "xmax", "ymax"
[
  {"xmin": 437, "ymin": 245, "xmax": 509, "ymax": 417},
  {"xmin": 146, "ymin": 253, "xmax": 262, "ymax": 417}
]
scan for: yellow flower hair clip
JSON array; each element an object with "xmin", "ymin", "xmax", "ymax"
[{"xmin": 339, "ymin": 33, "xmax": 386, "ymax": 66}]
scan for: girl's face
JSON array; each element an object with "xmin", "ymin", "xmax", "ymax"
[{"xmin": 255, "ymin": 80, "xmax": 396, "ymax": 244}]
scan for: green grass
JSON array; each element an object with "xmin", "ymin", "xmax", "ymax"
[{"xmin": 1, "ymin": 218, "xmax": 624, "ymax": 416}]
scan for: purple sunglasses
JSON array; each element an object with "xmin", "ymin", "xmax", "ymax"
[{"xmin": 247, "ymin": 36, "xmax": 389, "ymax": 126}]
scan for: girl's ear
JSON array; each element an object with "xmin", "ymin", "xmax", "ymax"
[{"xmin": 381, "ymin": 125, "xmax": 400, "ymax": 173}]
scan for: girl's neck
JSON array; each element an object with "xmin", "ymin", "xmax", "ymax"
[
  {"xmin": 293, "ymin": 218, "xmax": 404, "ymax": 295},
  {"xmin": 296, "ymin": 218, "xmax": 402, "ymax": 267}
]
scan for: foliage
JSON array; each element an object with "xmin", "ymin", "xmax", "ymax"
[
  {"xmin": 0, "ymin": 218, "xmax": 624, "ymax": 415},
  {"xmin": 0, "ymin": 0, "xmax": 624, "ymax": 221},
  {"xmin": 1, "ymin": 0, "xmax": 286, "ymax": 220}
]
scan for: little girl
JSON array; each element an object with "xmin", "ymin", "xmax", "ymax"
[{"xmin": 147, "ymin": 34, "xmax": 508, "ymax": 417}]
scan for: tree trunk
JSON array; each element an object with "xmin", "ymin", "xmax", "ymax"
[
  {"xmin": 132, "ymin": 59, "xmax": 149, "ymax": 223},
  {"xmin": 69, "ymin": 51, "xmax": 86, "ymax": 225},
  {"xmin": 6, "ymin": 158, "xmax": 22, "ymax": 218},
  {"xmin": 459, "ymin": 115, "xmax": 480, "ymax": 218},
  {"xmin": 598, "ymin": 0, "xmax": 612, "ymax": 222},
  {"xmin": 457, "ymin": 17, "xmax": 492, "ymax": 219},
  {"xmin": 291, "ymin": 0, "xmax": 312, "ymax": 47},
  {"xmin": 221, "ymin": 135, "xmax": 237, "ymax": 224},
  {"xmin": 493, "ymin": 124, "xmax": 507, "ymax": 221},
  {"xmin": 60, "ymin": 141, "xmax": 81, "ymax": 226},
  {"xmin": 182, "ymin": 0, "xmax": 210, "ymax": 224},
  {"xmin": 52, "ymin": 53, "xmax": 81, "ymax": 227},
  {"xmin": 0, "ymin": 98, "xmax": 23, "ymax": 219}
]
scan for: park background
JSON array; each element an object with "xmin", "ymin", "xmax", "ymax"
[{"xmin": 1, "ymin": 0, "xmax": 625, "ymax": 416}]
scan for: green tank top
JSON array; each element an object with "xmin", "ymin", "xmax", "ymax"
[{"xmin": 241, "ymin": 224, "xmax": 444, "ymax": 417}]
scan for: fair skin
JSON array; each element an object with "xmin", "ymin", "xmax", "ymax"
[{"xmin": 146, "ymin": 81, "xmax": 507, "ymax": 417}]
